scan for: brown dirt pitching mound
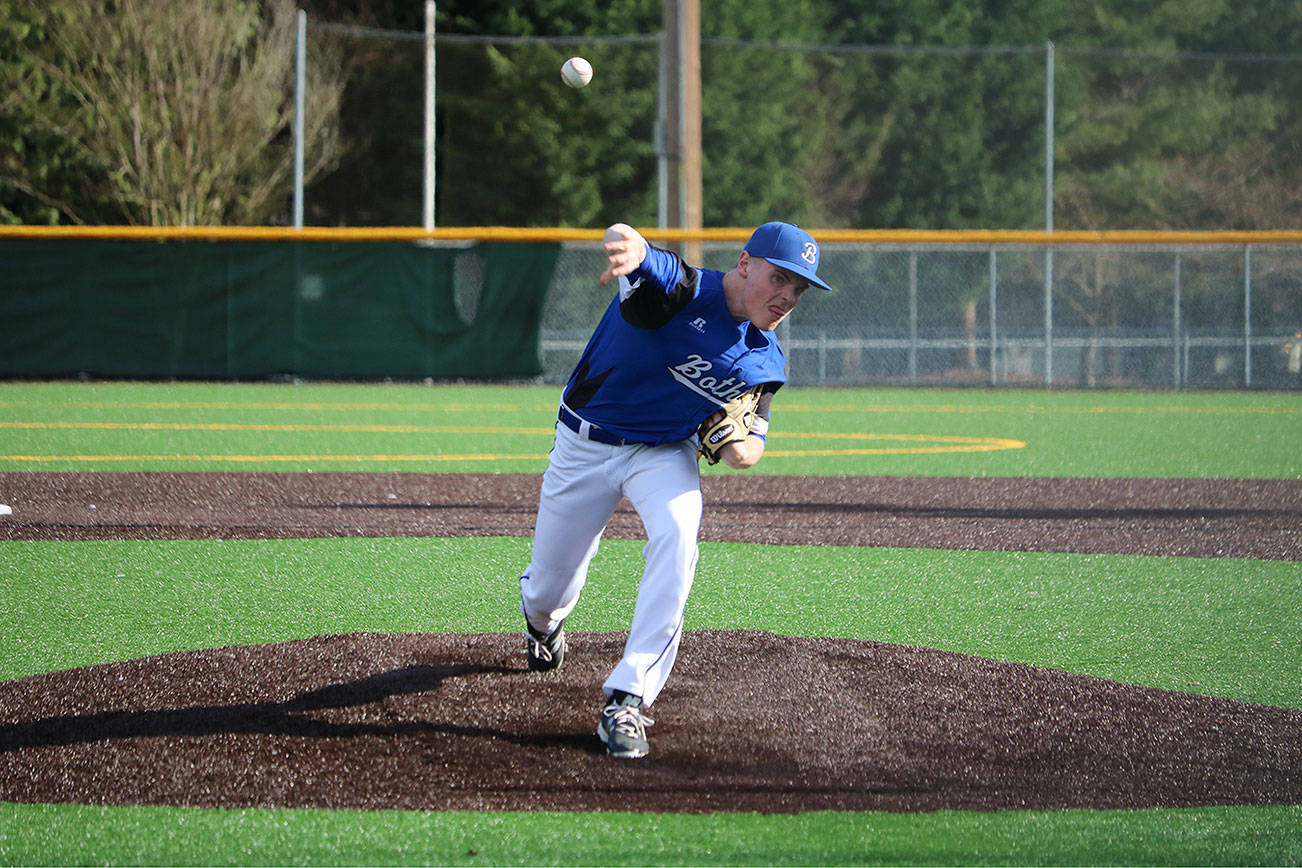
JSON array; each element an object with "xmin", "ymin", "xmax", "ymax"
[{"xmin": 2, "ymin": 630, "xmax": 1298, "ymax": 814}]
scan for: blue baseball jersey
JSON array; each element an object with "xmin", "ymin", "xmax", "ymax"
[{"xmin": 561, "ymin": 245, "xmax": 787, "ymax": 445}]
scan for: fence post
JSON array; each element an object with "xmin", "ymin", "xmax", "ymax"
[
  {"xmin": 293, "ymin": 9, "xmax": 306, "ymax": 229},
  {"xmin": 1172, "ymin": 252, "xmax": 1182, "ymax": 389},
  {"xmin": 423, "ymin": 1, "xmax": 436, "ymax": 232},
  {"xmin": 1044, "ymin": 42, "xmax": 1055, "ymax": 237},
  {"xmin": 908, "ymin": 250, "xmax": 918, "ymax": 385},
  {"xmin": 1244, "ymin": 245, "xmax": 1252, "ymax": 388},
  {"xmin": 1184, "ymin": 333, "xmax": 1191, "ymax": 389},
  {"xmin": 1044, "ymin": 248, "xmax": 1054, "ymax": 387},
  {"xmin": 989, "ymin": 248, "xmax": 998, "ymax": 386},
  {"xmin": 656, "ymin": 38, "xmax": 668, "ymax": 229},
  {"xmin": 1043, "ymin": 42, "xmax": 1055, "ymax": 388}
]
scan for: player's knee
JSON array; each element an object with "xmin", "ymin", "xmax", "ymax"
[{"xmin": 642, "ymin": 527, "xmax": 698, "ymax": 569}]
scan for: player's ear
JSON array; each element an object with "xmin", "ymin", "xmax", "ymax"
[{"xmin": 737, "ymin": 251, "xmax": 751, "ymax": 275}]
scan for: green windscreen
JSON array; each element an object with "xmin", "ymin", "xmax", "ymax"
[{"xmin": 0, "ymin": 239, "xmax": 561, "ymax": 380}]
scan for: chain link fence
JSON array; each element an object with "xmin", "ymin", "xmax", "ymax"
[
  {"xmin": 300, "ymin": 21, "xmax": 1301, "ymax": 234},
  {"xmin": 542, "ymin": 240, "xmax": 1302, "ymax": 390},
  {"xmin": 292, "ymin": 19, "xmax": 1302, "ymax": 390}
]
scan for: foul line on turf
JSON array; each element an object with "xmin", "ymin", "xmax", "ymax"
[
  {"xmin": 0, "ymin": 421, "xmax": 553, "ymax": 435},
  {"xmin": 1, "ymin": 399, "xmax": 1296, "ymax": 416},
  {"xmin": 0, "ymin": 431, "xmax": 1024, "ymax": 462},
  {"xmin": 0, "ymin": 454, "xmax": 544, "ymax": 463}
]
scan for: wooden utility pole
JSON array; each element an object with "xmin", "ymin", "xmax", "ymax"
[{"xmin": 662, "ymin": 0, "xmax": 702, "ymax": 261}]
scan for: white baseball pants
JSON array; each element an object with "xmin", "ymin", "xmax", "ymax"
[{"xmin": 519, "ymin": 419, "xmax": 702, "ymax": 707}]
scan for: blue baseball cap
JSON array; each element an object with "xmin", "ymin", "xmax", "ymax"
[{"xmin": 743, "ymin": 222, "xmax": 833, "ymax": 291}]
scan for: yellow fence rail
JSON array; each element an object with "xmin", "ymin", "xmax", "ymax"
[{"xmin": 3, "ymin": 225, "xmax": 1302, "ymax": 245}]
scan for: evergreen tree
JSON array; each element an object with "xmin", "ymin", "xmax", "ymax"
[
  {"xmin": 4, "ymin": 0, "xmax": 1296, "ymax": 229},
  {"xmin": 306, "ymin": 0, "xmax": 662, "ymax": 227}
]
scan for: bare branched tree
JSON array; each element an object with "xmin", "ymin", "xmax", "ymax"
[
  {"xmin": 19, "ymin": 0, "xmax": 344, "ymax": 225},
  {"xmin": 1166, "ymin": 134, "xmax": 1302, "ymax": 232}
]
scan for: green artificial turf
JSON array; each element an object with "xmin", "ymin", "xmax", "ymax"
[
  {"xmin": 1, "ymin": 380, "xmax": 1298, "ymax": 477},
  {"xmin": 2, "ymin": 536, "xmax": 1299, "ymax": 863},
  {"xmin": 1, "ymin": 802, "xmax": 1299, "ymax": 867},
  {"xmin": 1, "ymin": 380, "xmax": 1299, "ymax": 865},
  {"xmin": 3, "ymin": 537, "xmax": 1298, "ymax": 708}
]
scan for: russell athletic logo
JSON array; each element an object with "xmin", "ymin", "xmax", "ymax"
[
  {"xmin": 689, "ymin": 317, "xmax": 707, "ymax": 333},
  {"xmin": 669, "ymin": 354, "xmax": 750, "ymax": 406}
]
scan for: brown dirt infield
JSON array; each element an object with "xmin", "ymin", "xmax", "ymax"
[
  {"xmin": 3, "ymin": 471, "xmax": 1300, "ymax": 558},
  {"xmin": 1, "ymin": 471, "xmax": 1300, "ymax": 814}
]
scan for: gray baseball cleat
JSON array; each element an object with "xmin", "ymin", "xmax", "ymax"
[
  {"xmin": 525, "ymin": 620, "xmax": 566, "ymax": 671},
  {"xmin": 597, "ymin": 691, "xmax": 653, "ymax": 759}
]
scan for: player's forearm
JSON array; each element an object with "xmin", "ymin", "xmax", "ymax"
[{"xmin": 633, "ymin": 245, "xmax": 688, "ymax": 292}]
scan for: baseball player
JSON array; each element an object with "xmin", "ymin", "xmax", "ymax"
[{"xmin": 519, "ymin": 221, "xmax": 832, "ymax": 758}]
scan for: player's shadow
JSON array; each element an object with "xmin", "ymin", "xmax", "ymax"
[
  {"xmin": 739, "ymin": 501, "xmax": 1298, "ymax": 521},
  {"xmin": 0, "ymin": 663, "xmax": 587, "ymax": 753},
  {"xmin": 288, "ymin": 502, "xmax": 534, "ymax": 512}
]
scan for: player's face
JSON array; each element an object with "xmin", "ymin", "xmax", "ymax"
[{"xmin": 740, "ymin": 254, "xmax": 807, "ymax": 331}]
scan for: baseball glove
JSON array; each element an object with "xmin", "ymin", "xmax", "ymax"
[{"xmin": 696, "ymin": 388, "xmax": 761, "ymax": 465}]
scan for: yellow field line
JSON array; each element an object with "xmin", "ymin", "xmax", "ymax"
[
  {"xmin": 0, "ymin": 421, "xmax": 553, "ymax": 435},
  {"xmin": 2, "ymin": 399, "xmax": 1294, "ymax": 416},
  {"xmin": 783, "ymin": 432, "xmax": 1025, "ymax": 446},
  {"xmin": 779, "ymin": 403, "xmax": 1300, "ymax": 415},
  {"xmin": 0, "ymin": 454, "xmax": 547, "ymax": 463},
  {"xmin": 0, "ymin": 400, "xmax": 536, "ymax": 413},
  {"xmin": 770, "ymin": 433, "xmax": 1025, "ymax": 454},
  {"xmin": 767, "ymin": 446, "xmax": 1017, "ymax": 456},
  {"xmin": 2, "ymin": 420, "xmax": 1020, "ymax": 438},
  {"xmin": 0, "ymin": 420, "xmax": 1023, "ymax": 450},
  {"xmin": 0, "ymin": 448, "xmax": 1015, "ymax": 462},
  {"xmin": 0, "ymin": 431, "xmax": 1023, "ymax": 463}
]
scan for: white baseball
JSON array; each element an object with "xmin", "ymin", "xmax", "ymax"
[
  {"xmin": 0, "ymin": 504, "xmax": 11, "ymax": 516},
  {"xmin": 561, "ymin": 56, "xmax": 593, "ymax": 88}
]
